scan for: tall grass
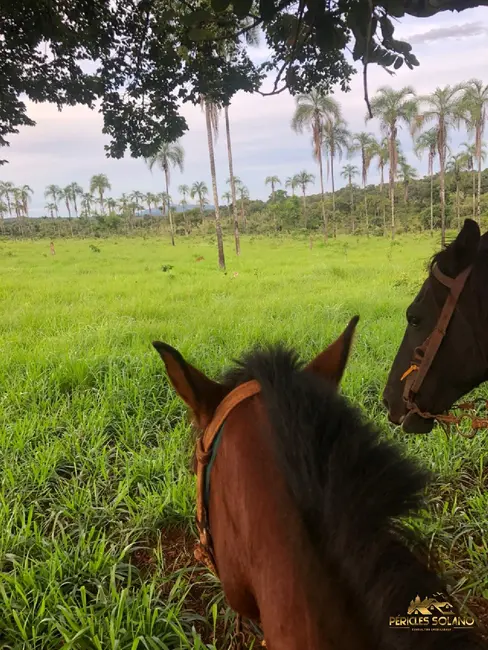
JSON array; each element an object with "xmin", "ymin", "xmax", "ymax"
[{"xmin": 1, "ymin": 233, "xmax": 487, "ymax": 648}]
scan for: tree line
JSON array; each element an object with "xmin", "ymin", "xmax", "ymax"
[{"xmin": 2, "ymin": 80, "xmax": 488, "ymax": 262}]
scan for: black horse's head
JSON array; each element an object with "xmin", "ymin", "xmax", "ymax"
[{"xmin": 383, "ymin": 219, "xmax": 488, "ymax": 433}]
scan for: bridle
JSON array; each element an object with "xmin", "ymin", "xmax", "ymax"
[
  {"xmin": 193, "ymin": 379, "xmax": 264, "ymax": 648},
  {"xmin": 194, "ymin": 379, "xmax": 261, "ymax": 575},
  {"xmin": 401, "ymin": 263, "xmax": 488, "ymax": 437}
]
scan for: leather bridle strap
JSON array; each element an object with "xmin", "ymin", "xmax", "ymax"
[
  {"xmin": 194, "ymin": 379, "xmax": 261, "ymax": 575},
  {"xmin": 403, "ymin": 264, "xmax": 473, "ymax": 411}
]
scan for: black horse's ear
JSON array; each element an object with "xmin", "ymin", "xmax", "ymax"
[
  {"xmin": 152, "ymin": 342, "xmax": 228, "ymax": 428},
  {"xmin": 438, "ymin": 219, "xmax": 480, "ymax": 276},
  {"xmin": 304, "ymin": 316, "xmax": 359, "ymax": 387}
]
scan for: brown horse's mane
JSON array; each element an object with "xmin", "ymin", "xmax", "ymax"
[{"xmin": 221, "ymin": 346, "xmax": 483, "ymax": 649}]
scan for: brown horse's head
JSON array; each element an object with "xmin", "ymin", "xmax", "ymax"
[
  {"xmin": 383, "ymin": 219, "xmax": 488, "ymax": 433},
  {"xmin": 152, "ymin": 318, "xmax": 484, "ymax": 649}
]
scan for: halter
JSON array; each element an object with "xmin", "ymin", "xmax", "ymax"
[
  {"xmin": 194, "ymin": 380, "xmax": 261, "ymax": 575},
  {"xmin": 401, "ymin": 263, "xmax": 488, "ymax": 437}
]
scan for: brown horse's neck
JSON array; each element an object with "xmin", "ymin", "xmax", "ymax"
[{"xmin": 209, "ymin": 400, "xmax": 369, "ymax": 650}]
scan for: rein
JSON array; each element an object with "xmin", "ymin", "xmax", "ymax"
[{"xmin": 401, "ymin": 263, "xmax": 488, "ymax": 437}]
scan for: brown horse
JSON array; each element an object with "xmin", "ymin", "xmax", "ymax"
[
  {"xmin": 384, "ymin": 218, "xmax": 488, "ymax": 433},
  {"xmin": 153, "ymin": 318, "xmax": 485, "ymax": 649}
]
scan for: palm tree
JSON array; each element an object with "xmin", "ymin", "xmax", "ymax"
[
  {"xmin": 44, "ymin": 185, "xmax": 62, "ymax": 218},
  {"xmin": 45, "ymin": 202, "xmax": 56, "ymax": 219},
  {"xmin": 294, "ymin": 170, "xmax": 315, "ymax": 226},
  {"xmin": 340, "ymin": 164, "xmax": 359, "ymax": 233},
  {"xmin": 202, "ymin": 97, "xmax": 225, "ymax": 270},
  {"xmin": 12, "ymin": 188, "xmax": 22, "ymax": 220},
  {"xmin": 0, "ymin": 181, "xmax": 15, "ymax": 219},
  {"xmin": 236, "ymin": 181, "xmax": 249, "ymax": 231},
  {"xmin": 461, "ymin": 79, "xmax": 488, "ymax": 223},
  {"xmin": 130, "ymin": 190, "xmax": 144, "ymax": 213},
  {"xmin": 178, "ymin": 184, "xmax": 190, "ymax": 204},
  {"xmin": 224, "ymin": 105, "xmax": 241, "ymax": 255},
  {"xmin": 414, "ymin": 128, "xmax": 438, "ymax": 236},
  {"xmin": 397, "ymin": 158, "xmax": 418, "ymax": 204},
  {"xmin": 322, "ymin": 119, "xmax": 351, "ymax": 234},
  {"xmin": 19, "ymin": 185, "xmax": 33, "ymax": 218},
  {"xmin": 351, "ymin": 132, "xmax": 375, "ymax": 236},
  {"xmin": 190, "ymin": 181, "xmax": 209, "ymax": 218},
  {"xmin": 460, "ymin": 141, "xmax": 476, "ymax": 217},
  {"xmin": 265, "ymin": 175, "xmax": 281, "ymax": 202},
  {"xmin": 106, "ymin": 197, "xmax": 117, "ymax": 214},
  {"xmin": 460, "ymin": 141, "xmax": 486, "ymax": 219},
  {"xmin": 368, "ymin": 86, "xmax": 417, "ymax": 239},
  {"xmin": 144, "ymin": 192, "xmax": 154, "ymax": 214},
  {"xmin": 446, "ymin": 154, "xmax": 465, "ymax": 230},
  {"xmin": 146, "ymin": 141, "xmax": 184, "ymax": 245},
  {"xmin": 285, "ymin": 176, "xmax": 298, "ymax": 197},
  {"xmin": 416, "ymin": 85, "xmax": 464, "ymax": 246},
  {"xmin": 66, "ymin": 182, "xmax": 83, "ymax": 217},
  {"xmin": 62, "ymin": 185, "xmax": 73, "ymax": 219},
  {"xmin": 90, "ymin": 174, "xmax": 111, "ymax": 215},
  {"xmin": 80, "ymin": 192, "xmax": 93, "ymax": 218},
  {"xmin": 292, "ymin": 91, "xmax": 341, "ymax": 240},
  {"xmin": 0, "ymin": 200, "xmax": 7, "ymax": 229},
  {"xmin": 222, "ymin": 191, "xmax": 232, "ymax": 216}
]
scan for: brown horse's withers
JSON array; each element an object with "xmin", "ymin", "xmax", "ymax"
[{"xmin": 154, "ymin": 318, "xmax": 485, "ymax": 649}]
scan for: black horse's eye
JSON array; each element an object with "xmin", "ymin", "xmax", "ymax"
[{"xmin": 407, "ymin": 313, "xmax": 421, "ymax": 327}]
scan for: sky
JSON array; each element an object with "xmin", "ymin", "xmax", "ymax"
[{"xmin": 3, "ymin": 6, "xmax": 488, "ymax": 217}]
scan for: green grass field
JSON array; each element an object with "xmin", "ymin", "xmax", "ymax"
[{"xmin": 1, "ymin": 233, "xmax": 487, "ymax": 649}]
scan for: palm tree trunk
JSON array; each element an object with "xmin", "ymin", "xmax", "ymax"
[
  {"xmin": 225, "ymin": 106, "xmax": 240, "ymax": 255},
  {"xmin": 73, "ymin": 195, "xmax": 79, "ymax": 218},
  {"xmin": 65, "ymin": 200, "xmax": 72, "ymax": 220},
  {"xmin": 349, "ymin": 180, "xmax": 355, "ymax": 234},
  {"xmin": 318, "ymin": 148, "xmax": 327, "ymax": 240},
  {"xmin": 364, "ymin": 187, "xmax": 369, "ymax": 237},
  {"xmin": 205, "ymin": 103, "xmax": 225, "ymax": 270},
  {"xmin": 388, "ymin": 135, "xmax": 395, "ymax": 240},
  {"xmin": 439, "ymin": 143, "xmax": 446, "ymax": 248},
  {"xmin": 6, "ymin": 194, "xmax": 13, "ymax": 219},
  {"xmin": 240, "ymin": 197, "xmax": 246, "ymax": 231},
  {"xmin": 472, "ymin": 169, "xmax": 476, "ymax": 217},
  {"xmin": 165, "ymin": 168, "xmax": 175, "ymax": 246},
  {"xmin": 302, "ymin": 189, "xmax": 307, "ymax": 227},
  {"xmin": 456, "ymin": 180, "xmax": 460, "ymax": 230},
  {"xmin": 330, "ymin": 152, "xmax": 336, "ymax": 235},
  {"xmin": 99, "ymin": 191, "xmax": 104, "ymax": 215},
  {"xmin": 430, "ymin": 172, "xmax": 434, "ymax": 237},
  {"xmin": 477, "ymin": 148, "xmax": 482, "ymax": 225}
]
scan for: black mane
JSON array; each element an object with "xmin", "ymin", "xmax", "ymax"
[{"xmin": 221, "ymin": 346, "xmax": 484, "ymax": 649}]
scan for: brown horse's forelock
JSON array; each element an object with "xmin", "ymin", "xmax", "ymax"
[{"xmin": 221, "ymin": 346, "xmax": 484, "ymax": 649}]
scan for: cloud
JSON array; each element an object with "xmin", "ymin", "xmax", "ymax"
[{"xmin": 408, "ymin": 22, "xmax": 487, "ymax": 44}]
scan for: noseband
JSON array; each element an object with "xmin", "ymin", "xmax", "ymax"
[
  {"xmin": 400, "ymin": 263, "xmax": 488, "ymax": 436},
  {"xmin": 194, "ymin": 380, "xmax": 261, "ymax": 575}
]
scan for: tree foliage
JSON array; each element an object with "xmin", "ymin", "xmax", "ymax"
[{"xmin": 1, "ymin": 0, "xmax": 486, "ymax": 163}]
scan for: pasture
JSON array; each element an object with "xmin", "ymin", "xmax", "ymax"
[{"xmin": 1, "ymin": 233, "xmax": 487, "ymax": 648}]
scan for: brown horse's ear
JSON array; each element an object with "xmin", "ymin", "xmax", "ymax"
[
  {"xmin": 304, "ymin": 316, "xmax": 359, "ymax": 387},
  {"xmin": 152, "ymin": 342, "xmax": 228, "ymax": 428}
]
